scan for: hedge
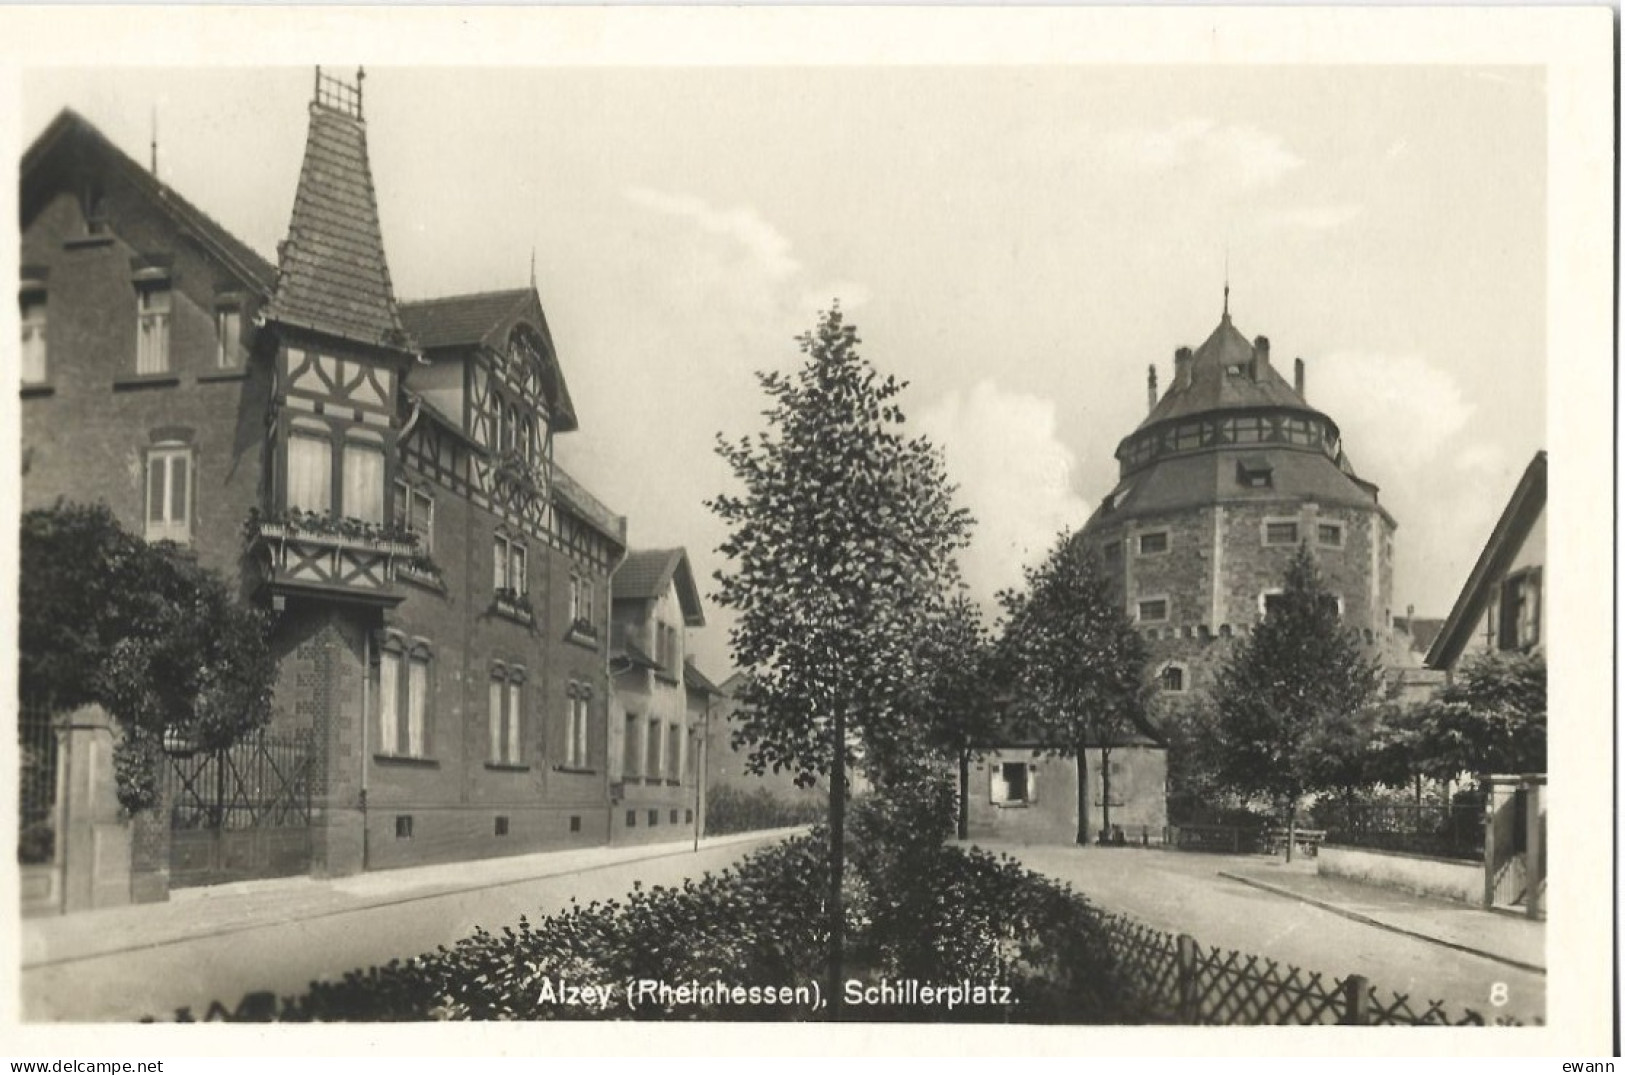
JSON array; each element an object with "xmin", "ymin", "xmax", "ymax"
[
  {"xmin": 195, "ymin": 791, "xmax": 1136, "ymax": 1023},
  {"xmin": 702, "ymin": 784, "xmax": 826, "ymax": 836}
]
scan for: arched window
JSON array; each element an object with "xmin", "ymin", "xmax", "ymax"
[{"xmin": 1159, "ymin": 664, "xmax": 1187, "ymax": 693}]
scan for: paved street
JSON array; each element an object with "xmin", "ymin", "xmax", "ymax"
[
  {"xmin": 20, "ymin": 830, "xmax": 796, "ymax": 1023},
  {"xmin": 982, "ymin": 841, "xmax": 1546, "ymax": 1025}
]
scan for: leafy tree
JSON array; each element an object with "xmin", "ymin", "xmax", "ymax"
[
  {"xmin": 1385, "ymin": 650, "xmax": 1546, "ymax": 785},
  {"xmin": 913, "ymin": 594, "xmax": 999, "ymax": 840},
  {"xmin": 1206, "ymin": 544, "xmax": 1383, "ymax": 859},
  {"xmin": 19, "ymin": 501, "xmax": 276, "ymax": 813},
  {"xmin": 708, "ymin": 304, "xmax": 973, "ymax": 1015},
  {"xmin": 995, "ymin": 533, "xmax": 1150, "ymax": 845}
]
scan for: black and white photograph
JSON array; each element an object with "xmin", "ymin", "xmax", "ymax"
[{"xmin": 1, "ymin": 4, "xmax": 1614, "ymax": 1060}]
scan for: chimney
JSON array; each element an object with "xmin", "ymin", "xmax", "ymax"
[
  {"xmin": 1174, "ymin": 346, "xmax": 1193, "ymax": 389},
  {"xmin": 1253, "ymin": 336, "xmax": 1271, "ymax": 381},
  {"xmin": 1147, "ymin": 364, "xmax": 1158, "ymax": 414},
  {"xmin": 1294, "ymin": 357, "xmax": 1306, "ymax": 397}
]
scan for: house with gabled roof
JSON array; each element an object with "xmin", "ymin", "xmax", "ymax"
[
  {"xmin": 1426, "ymin": 451, "xmax": 1546, "ymax": 674},
  {"xmin": 609, "ymin": 548, "xmax": 719, "ymax": 843},
  {"xmin": 20, "ymin": 70, "xmax": 632, "ymax": 898}
]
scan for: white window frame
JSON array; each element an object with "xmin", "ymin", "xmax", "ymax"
[
  {"xmin": 1137, "ymin": 596, "xmax": 1170, "ymax": 623},
  {"xmin": 286, "ymin": 425, "xmax": 334, "ymax": 516},
  {"xmin": 1137, "ymin": 530, "xmax": 1169, "ymax": 556},
  {"xmin": 215, "ymin": 306, "xmax": 244, "ymax": 369},
  {"xmin": 990, "ymin": 761, "xmax": 1035, "ymax": 806},
  {"xmin": 136, "ymin": 283, "xmax": 172, "ymax": 375},
  {"xmin": 394, "ymin": 479, "xmax": 434, "ymax": 553},
  {"xmin": 1316, "ymin": 521, "xmax": 1345, "ymax": 549},
  {"xmin": 1262, "ymin": 518, "xmax": 1301, "ymax": 546},
  {"xmin": 376, "ymin": 637, "xmax": 432, "ymax": 759},
  {"xmin": 20, "ymin": 289, "xmax": 47, "ymax": 384},
  {"xmin": 494, "ymin": 533, "xmax": 527, "ymax": 597},
  {"xmin": 566, "ymin": 688, "xmax": 591, "ymax": 769},
  {"xmin": 489, "ymin": 666, "xmax": 524, "ymax": 765},
  {"xmin": 145, "ymin": 442, "xmax": 193, "ymax": 544},
  {"xmin": 342, "ymin": 438, "xmax": 386, "ymax": 524}
]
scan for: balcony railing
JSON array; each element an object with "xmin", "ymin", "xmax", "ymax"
[{"xmin": 246, "ymin": 509, "xmax": 417, "ymax": 606}]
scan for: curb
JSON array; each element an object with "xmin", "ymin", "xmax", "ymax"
[
  {"xmin": 1217, "ymin": 871, "xmax": 1546, "ymax": 976},
  {"xmin": 23, "ymin": 827, "xmax": 805, "ymax": 970}
]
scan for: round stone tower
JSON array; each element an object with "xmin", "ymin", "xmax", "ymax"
[{"xmin": 1080, "ymin": 303, "xmax": 1398, "ymax": 705}]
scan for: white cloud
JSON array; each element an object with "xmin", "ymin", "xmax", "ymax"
[
  {"xmin": 1309, "ymin": 350, "xmax": 1510, "ymax": 617},
  {"xmin": 1109, "ymin": 119, "xmax": 1304, "ymax": 193},
  {"xmin": 917, "ymin": 380, "xmax": 1092, "ymax": 610},
  {"xmin": 624, "ymin": 185, "xmax": 800, "ymax": 282}
]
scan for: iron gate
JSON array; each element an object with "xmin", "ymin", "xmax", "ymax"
[{"xmin": 163, "ymin": 730, "xmax": 314, "ymax": 888}]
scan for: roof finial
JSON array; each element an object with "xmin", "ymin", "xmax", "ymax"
[
  {"xmin": 529, "ymin": 246, "xmax": 537, "ymax": 290},
  {"xmin": 149, "ymin": 105, "xmax": 158, "ymax": 179},
  {"xmin": 1223, "ymin": 246, "xmax": 1230, "ymax": 320}
]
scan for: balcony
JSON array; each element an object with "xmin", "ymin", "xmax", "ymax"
[
  {"xmin": 493, "ymin": 449, "xmax": 547, "ymax": 498},
  {"xmin": 245, "ymin": 509, "xmax": 418, "ymax": 607}
]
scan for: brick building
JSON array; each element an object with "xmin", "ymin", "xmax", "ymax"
[
  {"xmin": 973, "ymin": 297, "xmax": 1420, "ymax": 843},
  {"xmin": 20, "ymin": 72, "xmax": 639, "ymax": 890},
  {"xmin": 608, "ymin": 548, "xmax": 715, "ymax": 844}
]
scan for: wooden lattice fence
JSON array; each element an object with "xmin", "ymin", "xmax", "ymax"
[{"xmin": 1101, "ymin": 913, "xmax": 1517, "ymax": 1026}]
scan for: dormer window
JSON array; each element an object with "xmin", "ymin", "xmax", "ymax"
[
  {"xmin": 20, "ymin": 287, "xmax": 47, "ymax": 385},
  {"xmin": 1237, "ymin": 456, "xmax": 1273, "ymax": 489},
  {"xmin": 215, "ymin": 305, "xmax": 245, "ymax": 369},
  {"xmin": 135, "ymin": 283, "xmax": 172, "ymax": 375}
]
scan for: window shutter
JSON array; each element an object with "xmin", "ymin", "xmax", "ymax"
[
  {"xmin": 990, "ymin": 765, "xmax": 1006, "ymax": 804},
  {"xmin": 489, "ymin": 679, "xmax": 504, "ymax": 761},
  {"xmin": 1028, "ymin": 765, "xmax": 1039, "ymax": 804},
  {"xmin": 377, "ymin": 651, "xmax": 400, "ymax": 756},
  {"xmin": 169, "ymin": 454, "xmax": 188, "ymax": 526},
  {"xmin": 407, "ymin": 658, "xmax": 427, "ymax": 756},
  {"xmin": 507, "ymin": 682, "xmax": 522, "ymax": 764},
  {"xmin": 148, "ymin": 456, "xmax": 166, "ymax": 524},
  {"xmin": 493, "ymin": 538, "xmax": 506, "ymax": 591}
]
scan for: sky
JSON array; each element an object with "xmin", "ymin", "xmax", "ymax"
[{"xmin": 21, "ymin": 63, "xmax": 1548, "ymax": 678}]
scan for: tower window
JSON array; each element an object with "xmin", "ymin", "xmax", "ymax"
[
  {"xmin": 1263, "ymin": 520, "xmax": 1299, "ymax": 546},
  {"xmin": 1138, "ymin": 598, "xmax": 1169, "ymax": 623},
  {"xmin": 1317, "ymin": 523, "xmax": 1344, "ymax": 548},
  {"xmin": 1236, "ymin": 457, "xmax": 1273, "ymax": 489},
  {"xmin": 1159, "ymin": 664, "xmax": 1187, "ymax": 693},
  {"xmin": 1138, "ymin": 531, "xmax": 1168, "ymax": 555}
]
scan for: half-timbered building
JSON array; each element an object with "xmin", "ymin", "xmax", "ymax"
[{"xmin": 19, "ymin": 70, "xmax": 636, "ymax": 893}]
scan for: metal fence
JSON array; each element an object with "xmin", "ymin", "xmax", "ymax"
[
  {"xmin": 1315, "ymin": 801, "xmax": 1483, "ymax": 863},
  {"xmin": 18, "ymin": 698, "xmax": 58, "ymax": 865}
]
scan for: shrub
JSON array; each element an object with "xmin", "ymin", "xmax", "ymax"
[
  {"xmin": 703, "ymin": 784, "xmax": 825, "ymax": 835},
  {"xmin": 210, "ymin": 807, "xmax": 1135, "ymax": 1023}
]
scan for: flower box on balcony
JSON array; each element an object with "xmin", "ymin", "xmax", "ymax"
[{"xmin": 492, "ymin": 588, "xmax": 534, "ymax": 625}]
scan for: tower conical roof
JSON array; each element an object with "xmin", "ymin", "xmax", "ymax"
[
  {"xmin": 1138, "ymin": 313, "xmax": 1313, "ymax": 430},
  {"xmin": 266, "ymin": 81, "xmax": 412, "ymax": 352}
]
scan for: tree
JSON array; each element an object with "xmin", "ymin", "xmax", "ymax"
[
  {"xmin": 1386, "ymin": 650, "xmax": 1546, "ymax": 785},
  {"xmin": 19, "ymin": 501, "xmax": 276, "ymax": 813},
  {"xmin": 708, "ymin": 304, "xmax": 973, "ymax": 1016},
  {"xmin": 1206, "ymin": 544, "xmax": 1383, "ymax": 860},
  {"xmin": 914, "ymin": 594, "xmax": 999, "ymax": 841},
  {"xmin": 996, "ymin": 533, "xmax": 1150, "ymax": 846}
]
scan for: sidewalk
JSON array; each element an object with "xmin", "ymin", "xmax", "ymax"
[
  {"xmin": 1216, "ymin": 856, "xmax": 1546, "ymax": 974},
  {"xmin": 21, "ymin": 826, "xmax": 804, "ymax": 971}
]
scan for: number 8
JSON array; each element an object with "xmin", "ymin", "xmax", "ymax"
[{"xmin": 1490, "ymin": 982, "xmax": 1509, "ymax": 1007}]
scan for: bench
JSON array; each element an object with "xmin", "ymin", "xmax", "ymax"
[{"xmin": 1264, "ymin": 827, "xmax": 1327, "ymax": 857}]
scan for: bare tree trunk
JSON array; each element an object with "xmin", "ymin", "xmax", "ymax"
[
  {"xmin": 1075, "ymin": 744, "xmax": 1089, "ymax": 846},
  {"xmin": 1099, "ymin": 745, "xmax": 1113, "ymax": 844},
  {"xmin": 956, "ymin": 748, "xmax": 969, "ymax": 841},
  {"xmin": 1285, "ymin": 796, "xmax": 1297, "ymax": 864},
  {"xmin": 826, "ymin": 705, "xmax": 846, "ymax": 1020}
]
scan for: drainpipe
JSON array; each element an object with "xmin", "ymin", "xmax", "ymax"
[
  {"xmin": 605, "ymin": 543, "xmax": 630, "ymax": 846},
  {"xmin": 360, "ymin": 628, "xmax": 370, "ymax": 871}
]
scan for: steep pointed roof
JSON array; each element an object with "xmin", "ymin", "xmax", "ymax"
[
  {"xmin": 22, "ymin": 109, "xmax": 276, "ymax": 295},
  {"xmin": 1139, "ymin": 313, "xmax": 1318, "ymax": 430},
  {"xmin": 613, "ymin": 548, "xmax": 706, "ymax": 627},
  {"xmin": 266, "ymin": 83, "xmax": 412, "ymax": 352}
]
